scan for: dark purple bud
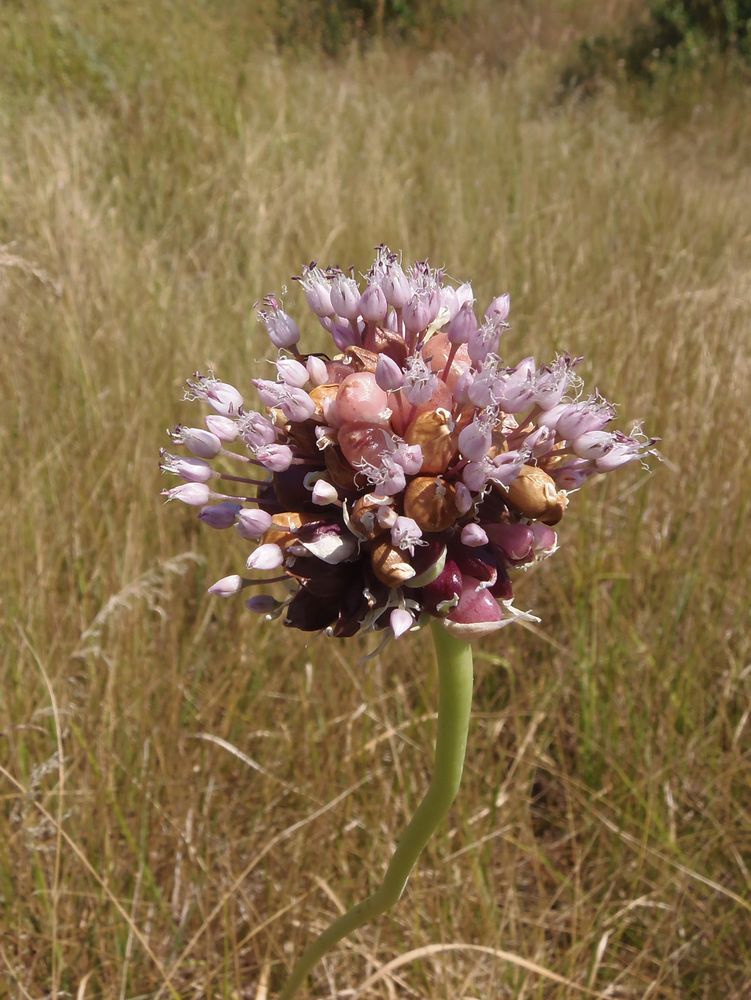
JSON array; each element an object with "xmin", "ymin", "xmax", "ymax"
[
  {"xmin": 450, "ymin": 545, "xmax": 497, "ymax": 585},
  {"xmin": 447, "ymin": 577, "xmax": 504, "ymax": 627},
  {"xmin": 246, "ymin": 595, "xmax": 283, "ymax": 614},
  {"xmin": 420, "ymin": 559, "xmax": 463, "ymax": 615},
  {"xmin": 331, "ymin": 580, "xmax": 369, "ymax": 638},
  {"xmin": 273, "ymin": 466, "xmax": 324, "ymax": 511},
  {"xmin": 199, "ymin": 502, "xmax": 242, "ymax": 529},
  {"xmin": 486, "ymin": 522, "xmax": 535, "ymax": 564},
  {"xmin": 284, "ymin": 588, "xmax": 338, "ymax": 631},
  {"xmin": 294, "ymin": 519, "xmax": 342, "ymax": 544},
  {"xmin": 488, "ymin": 564, "xmax": 513, "ymax": 600}
]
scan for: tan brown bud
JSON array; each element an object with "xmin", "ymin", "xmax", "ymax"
[
  {"xmin": 405, "ymin": 409, "xmax": 457, "ymax": 475},
  {"xmin": 370, "ymin": 539, "xmax": 416, "ymax": 587},
  {"xmin": 262, "ymin": 512, "xmax": 319, "ymax": 550},
  {"xmin": 342, "ymin": 346, "xmax": 379, "ymax": 373},
  {"xmin": 309, "ymin": 383, "xmax": 339, "ymax": 422},
  {"xmin": 349, "ymin": 495, "xmax": 388, "ymax": 540},
  {"xmin": 504, "ymin": 465, "xmax": 568, "ymax": 525},
  {"xmin": 362, "ymin": 326, "xmax": 409, "ymax": 366},
  {"xmin": 404, "ymin": 476, "xmax": 458, "ymax": 532},
  {"xmin": 324, "ymin": 445, "xmax": 359, "ymax": 492},
  {"xmin": 285, "ymin": 419, "xmax": 318, "ymax": 455}
]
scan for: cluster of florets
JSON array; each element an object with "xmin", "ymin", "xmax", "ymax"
[{"xmin": 161, "ymin": 246, "xmax": 657, "ymax": 641}]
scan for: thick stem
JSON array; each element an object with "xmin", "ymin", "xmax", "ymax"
[{"xmin": 278, "ymin": 622, "xmax": 473, "ymax": 999}]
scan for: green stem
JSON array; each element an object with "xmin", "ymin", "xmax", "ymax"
[{"xmin": 278, "ymin": 621, "xmax": 474, "ymax": 999}]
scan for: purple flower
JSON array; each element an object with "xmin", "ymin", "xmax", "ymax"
[
  {"xmin": 161, "ymin": 245, "xmax": 656, "ymax": 639},
  {"xmin": 447, "ymin": 301, "xmax": 478, "ymax": 346},
  {"xmin": 295, "ymin": 264, "xmax": 334, "ymax": 318},
  {"xmin": 257, "ymin": 296, "xmax": 300, "ymax": 349},
  {"xmin": 358, "ymin": 283, "xmax": 388, "ymax": 324},
  {"xmin": 330, "ymin": 273, "xmax": 361, "ymax": 320},
  {"xmin": 185, "ymin": 374, "xmax": 244, "ymax": 416},
  {"xmin": 253, "ymin": 380, "xmax": 316, "ymax": 423}
]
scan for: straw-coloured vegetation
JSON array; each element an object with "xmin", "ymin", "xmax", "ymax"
[{"xmin": 1, "ymin": 2, "xmax": 749, "ymax": 997}]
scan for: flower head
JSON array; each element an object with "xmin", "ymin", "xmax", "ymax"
[{"xmin": 162, "ymin": 246, "xmax": 658, "ymax": 640}]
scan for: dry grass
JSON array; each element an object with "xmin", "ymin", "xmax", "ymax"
[{"xmin": 1, "ymin": 3, "xmax": 750, "ymax": 998}]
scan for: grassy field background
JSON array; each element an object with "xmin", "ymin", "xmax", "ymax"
[{"xmin": 1, "ymin": 2, "xmax": 750, "ymax": 997}]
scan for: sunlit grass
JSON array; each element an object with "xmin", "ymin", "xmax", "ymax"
[{"xmin": 1, "ymin": 3, "xmax": 750, "ymax": 997}]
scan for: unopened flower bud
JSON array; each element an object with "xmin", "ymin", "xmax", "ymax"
[
  {"xmin": 172, "ymin": 426, "xmax": 222, "ymax": 458},
  {"xmin": 358, "ymin": 283, "xmax": 388, "ymax": 324},
  {"xmin": 375, "ymin": 354, "xmax": 404, "ymax": 392},
  {"xmin": 447, "ymin": 301, "xmax": 478, "ymax": 346},
  {"xmin": 312, "ymin": 479, "xmax": 339, "ymax": 506},
  {"xmin": 390, "ymin": 608, "xmax": 414, "ymax": 638},
  {"xmin": 376, "ymin": 504, "xmax": 398, "ymax": 529},
  {"xmin": 246, "ymin": 595, "xmax": 283, "ymax": 614},
  {"xmin": 306, "ymin": 355, "xmax": 330, "ymax": 386},
  {"xmin": 552, "ymin": 461, "xmax": 593, "ymax": 491},
  {"xmin": 485, "ymin": 294, "xmax": 510, "ymax": 325},
  {"xmin": 524, "ymin": 425, "xmax": 555, "ymax": 457},
  {"xmin": 391, "ymin": 515, "xmax": 424, "ymax": 554},
  {"xmin": 276, "ymin": 357, "xmax": 309, "ymax": 388},
  {"xmin": 460, "ymin": 523, "xmax": 489, "ymax": 547},
  {"xmin": 162, "ymin": 453, "xmax": 215, "ymax": 483},
  {"xmin": 381, "ymin": 265, "xmax": 411, "ymax": 309},
  {"xmin": 572, "ymin": 431, "xmax": 613, "ymax": 460},
  {"xmin": 260, "ymin": 304, "xmax": 300, "ymax": 349},
  {"xmin": 555, "ymin": 401, "xmax": 614, "ymax": 439},
  {"xmin": 205, "ymin": 414, "xmax": 239, "ymax": 441},
  {"xmin": 247, "ymin": 542, "xmax": 284, "ymax": 571},
  {"xmin": 162, "ymin": 483, "xmax": 211, "ymax": 506},
  {"xmin": 298, "ymin": 265, "xmax": 334, "ymax": 317},
  {"xmin": 458, "ymin": 420, "xmax": 491, "ymax": 462},
  {"xmin": 210, "ymin": 381, "xmax": 244, "ymax": 415},
  {"xmin": 255, "ymin": 443, "xmax": 294, "ymax": 472},
  {"xmin": 236, "ymin": 508, "xmax": 273, "ymax": 539},
  {"xmin": 199, "ymin": 502, "xmax": 242, "ymax": 529},
  {"xmin": 403, "ymin": 292, "xmax": 431, "ymax": 334},
  {"xmin": 208, "ymin": 574, "xmax": 245, "ymax": 597},
  {"xmin": 455, "ymin": 481, "xmax": 473, "ymax": 515},
  {"xmin": 328, "ymin": 318, "xmax": 360, "ymax": 351},
  {"xmin": 440, "ymin": 285, "xmax": 459, "ymax": 320},
  {"xmin": 330, "ymin": 274, "xmax": 361, "ymax": 320}
]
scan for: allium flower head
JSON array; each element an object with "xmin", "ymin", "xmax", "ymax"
[{"xmin": 162, "ymin": 247, "xmax": 658, "ymax": 640}]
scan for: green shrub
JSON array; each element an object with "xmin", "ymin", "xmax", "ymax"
[{"xmin": 562, "ymin": 0, "xmax": 751, "ymax": 90}]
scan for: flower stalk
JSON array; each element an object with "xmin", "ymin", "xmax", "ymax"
[{"xmin": 278, "ymin": 620, "xmax": 473, "ymax": 999}]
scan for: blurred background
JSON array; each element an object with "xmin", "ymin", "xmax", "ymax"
[{"xmin": 1, "ymin": 1, "xmax": 750, "ymax": 997}]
